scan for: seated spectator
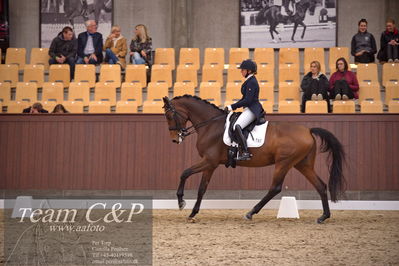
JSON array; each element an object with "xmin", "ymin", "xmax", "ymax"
[
  {"xmin": 351, "ymin": 18, "xmax": 377, "ymax": 63},
  {"xmin": 77, "ymin": 20, "xmax": 103, "ymax": 65},
  {"xmin": 329, "ymin": 58, "xmax": 359, "ymax": 100},
  {"xmin": 48, "ymin": 26, "xmax": 77, "ymax": 80},
  {"xmin": 377, "ymin": 18, "xmax": 399, "ymax": 63},
  {"xmin": 129, "ymin": 24, "xmax": 152, "ymax": 65},
  {"xmin": 103, "ymin": 25, "xmax": 127, "ymax": 69},
  {"xmin": 52, "ymin": 104, "xmax": 69, "ymax": 113},
  {"xmin": 22, "ymin": 102, "xmax": 49, "ymax": 113},
  {"xmin": 300, "ymin": 61, "xmax": 331, "ymax": 113}
]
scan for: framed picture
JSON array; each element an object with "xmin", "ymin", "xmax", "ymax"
[
  {"xmin": 40, "ymin": 0, "xmax": 113, "ymax": 48},
  {"xmin": 240, "ymin": 0, "xmax": 337, "ymax": 48},
  {"xmin": 0, "ymin": 0, "xmax": 10, "ymax": 53}
]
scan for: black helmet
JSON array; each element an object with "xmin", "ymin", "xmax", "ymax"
[{"xmin": 239, "ymin": 59, "xmax": 257, "ymax": 72}]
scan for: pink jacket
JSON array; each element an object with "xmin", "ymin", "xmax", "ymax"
[{"xmin": 329, "ymin": 70, "xmax": 360, "ymax": 99}]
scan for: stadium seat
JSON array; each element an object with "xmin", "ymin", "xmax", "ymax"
[
  {"xmin": 0, "ymin": 102, "xmax": 2, "ymax": 112},
  {"xmin": 179, "ymin": 48, "xmax": 200, "ymax": 70},
  {"xmin": 279, "ymin": 48, "xmax": 299, "ymax": 65},
  {"xmin": 332, "ymin": 100, "xmax": 356, "ymax": 113},
  {"xmin": 154, "ymin": 48, "xmax": 175, "ymax": 70},
  {"xmin": 121, "ymin": 82, "xmax": 143, "ymax": 105},
  {"xmin": 356, "ymin": 63, "xmax": 378, "ymax": 83},
  {"xmin": 42, "ymin": 82, "xmax": 64, "ymax": 103},
  {"xmin": 278, "ymin": 100, "xmax": 300, "ymax": 113},
  {"xmin": 62, "ymin": 101, "xmax": 84, "ymax": 113},
  {"xmin": 15, "ymin": 82, "xmax": 37, "ymax": 103},
  {"xmin": 176, "ymin": 65, "xmax": 198, "ymax": 87},
  {"xmin": 7, "ymin": 101, "xmax": 29, "ymax": 113},
  {"xmin": 388, "ymin": 99, "xmax": 399, "ymax": 113},
  {"xmin": 358, "ymin": 82, "xmax": 381, "ymax": 102},
  {"xmin": 360, "ymin": 100, "xmax": 383, "ymax": 113},
  {"xmin": 151, "ymin": 64, "xmax": 172, "ymax": 88},
  {"xmin": 259, "ymin": 81, "xmax": 274, "ymax": 102},
  {"xmin": 260, "ymin": 99, "xmax": 274, "ymax": 113},
  {"xmin": 382, "ymin": 63, "xmax": 399, "ymax": 86},
  {"xmin": 49, "ymin": 64, "xmax": 70, "ymax": 87},
  {"xmin": 125, "ymin": 64, "xmax": 147, "ymax": 87},
  {"xmin": 0, "ymin": 64, "xmax": 19, "ymax": 87},
  {"xmin": 94, "ymin": 82, "xmax": 117, "ymax": 105},
  {"xmin": 305, "ymin": 100, "xmax": 328, "ymax": 113},
  {"xmin": 227, "ymin": 66, "xmax": 244, "ymax": 83},
  {"xmin": 257, "ymin": 64, "xmax": 274, "ymax": 84},
  {"xmin": 6, "ymin": 48, "xmax": 26, "ymax": 70},
  {"xmin": 23, "ymin": 65, "xmax": 45, "ymax": 87},
  {"xmin": 303, "ymin": 47, "xmax": 326, "ymax": 74},
  {"xmin": 42, "ymin": 101, "xmax": 57, "ymax": 112},
  {"xmin": 199, "ymin": 81, "xmax": 222, "ymax": 106},
  {"xmin": 278, "ymin": 81, "xmax": 300, "ymax": 102},
  {"xmin": 225, "ymin": 81, "xmax": 242, "ymax": 102},
  {"xmin": 75, "ymin": 64, "xmax": 96, "ymax": 88},
  {"xmin": 146, "ymin": 82, "xmax": 169, "ymax": 101},
  {"xmin": 100, "ymin": 64, "xmax": 121, "ymax": 87},
  {"xmin": 0, "ymin": 82, "xmax": 11, "ymax": 106},
  {"xmin": 174, "ymin": 81, "xmax": 195, "ymax": 97},
  {"xmin": 68, "ymin": 82, "xmax": 90, "ymax": 105},
  {"xmin": 30, "ymin": 48, "xmax": 50, "ymax": 70},
  {"xmin": 142, "ymin": 99, "xmax": 164, "ymax": 113},
  {"xmin": 88, "ymin": 101, "xmax": 111, "ymax": 113},
  {"xmin": 279, "ymin": 64, "xmax": 300, "ymax": 83},
  {"xmin": 202, "ymin": 64, "xmax": 224, "ymax": 84},
  {"xmin": 254, "ymin": 48, "xmax": 274, "ymax": 67},
  {"xmin": 385, "ymin": 81, "xmax": 399, "ymax": 104},
  {"xmin": 116, "ymin": 100, "xmax": 138, "ymax": 113},
  {"xmin": 329, "ymin": 47, "xmax": 349, "ymax": 73},
  {"xmin": 204, "ymin": 48, "xmax": 224, "ymax": 68},
  {"xmin": 229, "ymin": 48, "xmax": 249, "ymax": 67}
]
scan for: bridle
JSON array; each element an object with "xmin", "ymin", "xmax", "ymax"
[{"xmin": 164, "ymin": 101, "xmax": 226, "ymax": 142}]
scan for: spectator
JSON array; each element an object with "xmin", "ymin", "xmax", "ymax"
[
  {"xmin": 103, "ymin": 25, "xmax": 127, "ymax": 69},
  {"xmin": 300, "ymin": 61, "xmax": 331, "ymax": 113},
  {"xmin": 351, "ymin": 18, "xmax": 377, "ymax": 63},
  {"xmin": 48, "ymin": 26, "xmax": 77, "ymax": 80},
  {"xmin": 129, "ymin": 24, "xmax": 152, "ymax": 65},
  {"xmin": 77, "ymin": 20, "xmax": 103, "ymax": 64},
  {"xmin": 377, "ymin": 18, "xmax": 399, "ymax": 63},
  {"xmin": 22, "ymin": 102, "xmax": 49, "ymax": 113},
  {"xmin": 329, "ymin": 58, "xmax": 359, "ymax": 100},
  {"xmin": 52, "ymin": 104, "xmax": 69, "ymax": 113}
]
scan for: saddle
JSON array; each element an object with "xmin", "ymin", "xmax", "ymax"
[{"xmin": 227, "ymin": 112, "xmax": 266, "ymax": 144}]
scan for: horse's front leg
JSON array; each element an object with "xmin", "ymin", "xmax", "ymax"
[
  {"xmin": 300, "ymin": 21, "xmax": 307, "ymax": 39},
  {"xmin": 291, "ymin": 23, "xmax": 298, "ymax": 42},
  {"xmin": 188, "ymin": 168, "xmax": 216, "ymax": 222},
  {"xmin": 177, "ymin": 159, "xmax": 211, "ymax": 210}
]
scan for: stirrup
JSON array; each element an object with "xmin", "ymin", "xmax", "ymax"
[{"xmin": 236, "ymin": 152, "xmax": 252, "ymax": 161}]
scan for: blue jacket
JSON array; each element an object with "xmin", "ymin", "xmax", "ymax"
[
  {"xmin": 231, "ymin": 75, "xmax": 264, "ymax": 118},
  {"xmin": 77, "ymin": 31, "xmax": 103, "ymax": 63}
]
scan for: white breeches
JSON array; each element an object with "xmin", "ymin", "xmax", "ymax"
[{"xmin": 234, "ymin": 108, "xmax": 256, "ymax": 130}]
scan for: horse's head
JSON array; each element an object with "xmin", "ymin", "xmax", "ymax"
[
  {"xmin": 163, "ymin": 96, "xmax": 189, "ymax": 144},
  {"xmin": 308, "ymin": 0, "xmax": 317, "ymax": 16}
]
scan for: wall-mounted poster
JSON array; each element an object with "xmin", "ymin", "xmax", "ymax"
[
  {"xmin": 240, "ymin": 0, "xmax": 336, "ymax": 48},
  {"xmin": 40, "ymin": 0, "xmax": 113, "ymax": 48}
]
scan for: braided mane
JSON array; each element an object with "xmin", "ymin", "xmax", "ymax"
[{"xmin": 172, "ymin": 95, "xmax": 225, "ymax": 113}]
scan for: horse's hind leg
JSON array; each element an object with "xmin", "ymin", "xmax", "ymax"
[
  {"xmin": 295, "ymin": 152, "xmax": 330, "ymax": 223},
  {"xmin": 291, "ymin": 23, "xmax": 298, "ymax": 42},
  {"xmin": 300, "ymin": 21, "xmax": 307, "ymax": 39},
  {"xmin": 245, "ymin": 162, "xmax": 290, "ymax": 220}
]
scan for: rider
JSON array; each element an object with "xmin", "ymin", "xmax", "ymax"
[{"xmin": 226, "ymin": 59, "xmax": 264, "ymax": 161}]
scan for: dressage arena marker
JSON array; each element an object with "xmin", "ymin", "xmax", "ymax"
[{"xmin": 277, "ymin": 196, "xmax": 300, "ymax": 219}]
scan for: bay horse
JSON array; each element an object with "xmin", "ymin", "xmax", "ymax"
[
  {"xmin": 256, "ymin": 0, "xmax": 317, "ymax": 43},
  {"xmin": 64, "ymin": 0, "xmax": 112, "ymax": 27},
  {"xmin": 162, "ymin": 95, "xmax": 345, "ymax": 224}
]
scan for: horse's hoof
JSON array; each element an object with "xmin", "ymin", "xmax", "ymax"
[
  {"xmin": 244, "ymin": 212, "xmax": 253, "ymax": 220},
  {"xmin": 272, "ymin": 39, "xmax": 278, "ymax": 43},
  {"xmin": 178, "ymin": 200, "xmax": 186, "ymax": 210},
  {"xmin": 316, "ymin": 214, "xmax": 330, "ymax": 224},
  {"xmin": 292, "ymin": 40, "xmax": 296, "ymax": 43},
  {"xmin": 187, "ymin": 217, "xmax": 196, "ymax": 223}
]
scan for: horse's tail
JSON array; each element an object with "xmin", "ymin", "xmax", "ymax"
[{"xmin": 310, "ymin": 128, "xmax": 346, "ymax": 202}]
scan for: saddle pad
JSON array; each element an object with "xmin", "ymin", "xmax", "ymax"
[{"xmin": 223, "ymin": 112, "xmax": 268, "ymax": 148}]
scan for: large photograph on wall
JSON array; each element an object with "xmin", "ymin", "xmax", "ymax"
[
  {"xmin": 240, "ymin": 0, "xmax": 336, "ymax": 48},
  {"xmin": 40, "ymin": 0, "xmax": 113, "ymax": 48},
  {"xmin": 0, "ymin": 0, "xmax": 9, "ymax": 53}
]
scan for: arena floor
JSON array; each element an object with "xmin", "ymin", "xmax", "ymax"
[{"xmin": 1, "ymin": 209, "xmax": 398, "ymax": 265}]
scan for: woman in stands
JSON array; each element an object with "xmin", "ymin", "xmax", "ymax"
[
  {"xmin": 225, "ymin": 59, "xmax": 264, "ymax": 161},
  {"xmin": 329, "ymin": 58, "xmax": 359, "ymax": 101},
  {"xmin": 103, "ymin": 25, "xmax": 127, "ymax": 69},
  {"xmin": 300, "ymin": 61, "xmax": 331, "ymax": 113},
  {"xmin": 52, "ymin": 104, "xmax": 69, "ymax": 113},
  {"xmin": 377, "ymin": 18, "xmax": 399, "ymax": 63},
  {"xmin": 351, "ymin": 18, "xmax": 377, "ymax": 63},
  {"xmin": 129, "ymin": 24, "xmax": 152, "ymax": 65}
]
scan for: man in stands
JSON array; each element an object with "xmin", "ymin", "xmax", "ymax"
[
  {"xmin": 77, "ymin": 20, "xmax": 103, "ymax": 65},
  {"xmin": 22, "ymin": 103, "xmax": 49, "ymax": 114}
]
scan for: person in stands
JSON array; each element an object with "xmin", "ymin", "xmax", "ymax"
[
  {"xmin": 351, "ymin": 18, "xmax": 377, "ymax": 63},
  {"xmin": 329, "ymin": 58, "xmax": 359, "ymax": 101}
]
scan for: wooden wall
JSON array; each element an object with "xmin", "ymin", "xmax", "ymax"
[{"xmin": 0, "ymin": 114, "xmax": 398, "ymax": 191}]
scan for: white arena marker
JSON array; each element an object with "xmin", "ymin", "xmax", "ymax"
[
  {"xmin": 277, "ymin": 196, "xmax": 299, "ymax": 219},
  {"xmin": 11, "ymin": 196, "xmax": 33, "ymax": 218}
]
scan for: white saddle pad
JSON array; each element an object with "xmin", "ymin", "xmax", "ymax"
[{"xmin": 223, "ymin": 112, "xmax": 269, "ymax": 148}]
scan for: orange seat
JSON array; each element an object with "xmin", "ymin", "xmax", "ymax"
[
  {"xmin": 388, "ymin": 99, "xmax": 399, "ymax": 113},
  {"xmin": 125, "ymin": 64, "xmax": 147, "ymax": 87},
  {"xmin": 121, "ymin": 82, "xmax": 143, "ymax": 105},
  {"xmin": 15, "ymin": 82, "xmax": 38, "ymax": 103},
  {"xmin": 303, "ymin": 48, "xmax": 326, "ymax": 74},
  {"xmin": 259, "ymin": 81, "xmax": 274, "ymax": 103},
  {"xmin": 146, "ymin": 82, "xmax": 169, "ymax": 101},
  {"xmin": 30, "ymin": 48, "xmax": 50, "ymax": 70},
  {"xmin": 0, "ymin": 64, "xmax": 19, "ymax": 88},
  {"xmin": 279, "ymin": 64, "xmax": 300, "ymax": 83},
  {"xmin": 179, "ymin": 48, "xmax": 200, "ymax": 70},
  {"xmin": 202, "ymin": 64, "xmax": 224, "ymax": 84},
  {"xmin": 278, "ymin": 81, "xmax": 300, "ymax": 101},
  {"xmin": 382, "ymin": 63, "xmax": 399, "ymax": 86},
  {"xmin": 151, "ymin": 64, "xmax": 172, "ymax": 88},
  {"xmin": 305, "ymin": 100, "xmax": 328, "ymax": 113},
  {"xmin": 7, "ymin": 101, "xmax": 30, "ymax": 113},
  {"xmin": 278, "ymin": 100, "xmax": 300, "ymax": 113},
  {"xmin": 49, "ymin": 64, "xmax": 70, "ymax": 87},
  {"xmin": 204, "ymin": 48, "xmax": 224, "ymax": 68},
  {"xmin": 75, "ymin": 64, "xmax": 96, "ymax": 88},
  {"xmin": 356, "ymin": 63, "xmax": 378, "ymax": 83},
  {"xmin": 62, "ymin": 101, "xmax": 84, "ymax": 113},
  {"xmin": 154, "ymin": 48, "xmax": 175, "ymax": 70},
  {"xmin": 358, "ymin": 82, "xmax": 381, "ymax": 102},
  {"xmin": 174, "ymin": 82, "xmax": 195, "ymax": 97},
  {"xmin": 0, "ymin": 82, "xmax": 11, "ymax": 106},
  {"xmin": 332, "ymin": 100, "xmax": 356, "ymax": 113},
  {"xmin": 199, "ymin": 82, "xmax": 222, "ymax": 106},
  {"xmin": 329, "ymin": 47, "xmax": 349, "ymax": 72},
  {"xmin": 227, "ymin": 66, "xmax": 244, "ymax": 83},
  {"xmin": 385, "ymin": 81, "xmax": 399, "ymax": 104},
  {"xmin": 42, "ymin": 82, "xmax": 64, "ymax": 103},
  {"xmin": 94, "ymin": 82, "xmax": 117, "ymax": 105},
  {"xmin": 257, "ymin": 64, "xmax": 274, "ymax": 84},
  {"xmin": 23, "ymin": 65, "xmax": 45, "ymax": 87},
  {"xmin": 99, "ymin": 64, "xmax": 121, "ymax": 87},
  {"xmin": 229, "ymin": 48, "xmax": 249, "ymax": 67},
  {"xmin": 68, "ymin": 82, "xmax": 90, "ymax": 105},
  {"xmin": 254, "ymin": 48, "xmax": 274, "ymax": 68},
  {"xmin": 6, "ymin": 48, "xmax": 26, "ymax": 70},
  {"xmin": 142, "ymin": 100, "xmax": 164, "ymax": 113},
  {"xmin": 279, "ymin": 48, "xmax": 299, "ymax": 65},
  {"xmin": 116, "ymin": 101, "xmax": 138, "ymax": 113},
  {"xmin": 88, "ymin": 101, "xmax": 111, "ymax": 113},
  {"xmin": 360, "ymin": 100, "xmax": 383, "ymax": 113},
  {"xmin": 225, "ymin": 81, "xmax": 242, "ymax": 102},
  {"xmin": 176, "ymin": 65, "xmax": 198, "ymax": 87}
]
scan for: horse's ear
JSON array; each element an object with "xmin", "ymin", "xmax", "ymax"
[{"xmin": 162, "ymin": 96, "xmax": 170, "ymax": 106}]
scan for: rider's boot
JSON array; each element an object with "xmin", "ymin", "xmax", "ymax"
[{"xmin": 234, "ymin": 125, "xmax": 252, "ymax": 161}]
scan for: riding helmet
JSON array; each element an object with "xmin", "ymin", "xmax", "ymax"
[{"xmin": 239, "ymin": 59, "xmax": 257, "ymax": 72}]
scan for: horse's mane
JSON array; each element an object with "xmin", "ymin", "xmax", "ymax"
[{"xmin": 172, "ymin": 95, "xmax": 225, "ymax": 114}]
